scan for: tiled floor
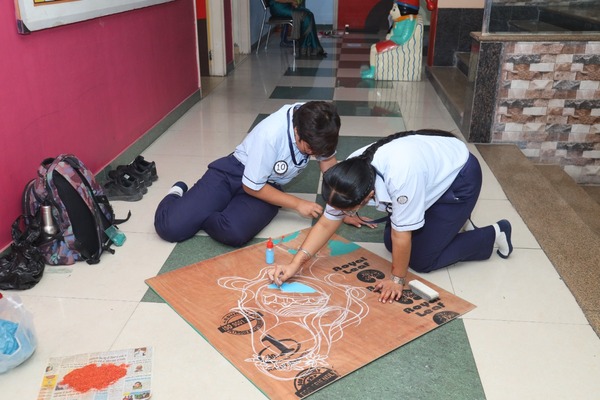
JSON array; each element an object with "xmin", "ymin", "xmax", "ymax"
[{"xmin": 2, "ymin": 33, "xmax": 600, "ymax": 399}]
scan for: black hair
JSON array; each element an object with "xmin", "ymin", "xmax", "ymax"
[
  {"xmin": 293, "ymin": 101, "xmax": 341, "ymax": 158},
  {"xmin": 322, "ymin": 129, "xmax": 456, "ymax": 209}
]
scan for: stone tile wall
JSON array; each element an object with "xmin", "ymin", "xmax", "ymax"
[
  {"xmin": 435, "ymin": 8, "xmax": 484, "ymax": 66},
  {"xmin": 493, "ymin": 0, "xmax": 596, "ymax": 5},
  {"xmin": 493, "ymin": 41, "xmax": 600, "ymax": 184}
]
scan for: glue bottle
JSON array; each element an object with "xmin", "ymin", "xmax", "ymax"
[{"xmin": 265, "ymin": 238, "xmax": 275, "ymax": 264}]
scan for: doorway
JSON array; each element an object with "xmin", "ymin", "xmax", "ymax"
[{"xmin": 202, "ymin": 0, "xmax": 250, "ymax": 77}]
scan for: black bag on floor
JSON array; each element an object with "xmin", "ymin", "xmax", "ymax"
[{"xmin": 0, "ymin": 216, "xmax": 45, "ymax": 290}]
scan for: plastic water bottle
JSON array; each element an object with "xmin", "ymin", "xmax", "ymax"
[
  {"xmin": 105, "ymin": 225, "xmax": 126, "ymax": 246},
  {"xmin": 266, "ymin": 238, "xmax": 275, "ymax": 264}
]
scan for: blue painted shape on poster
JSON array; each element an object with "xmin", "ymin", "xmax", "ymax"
[
  {"xmin": 285, "ymin": 236, "xmax": 359, "ymax": 257},
  {"xmin": 268, "ymin": 282, "xmax": 316, "ymax": 293},
  {"xmin": 274, "ymin": 231, "xmax": 300, "ymax": 246},
  {"xmin": 328, "ymin": 240, "xmax": 360, "ymax": 256}
]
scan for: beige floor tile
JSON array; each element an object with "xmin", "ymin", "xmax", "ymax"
[{"xmin": 465, "ymin": 318, "xmax": 600, "ymax": 400}]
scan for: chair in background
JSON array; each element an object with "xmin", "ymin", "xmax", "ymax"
[{"xmin": 256, "ymin": 0, "xmax": 296, "ymax": 57}]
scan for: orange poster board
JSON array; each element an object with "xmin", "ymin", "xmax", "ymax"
[{"xmin": 146, "ymin": 229, "xmax": 475, "ymax": 399}]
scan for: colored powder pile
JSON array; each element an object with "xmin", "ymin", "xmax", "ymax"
[{"xmin": 60, "ymin": 363, "xmax": 129, "ymax": 392}]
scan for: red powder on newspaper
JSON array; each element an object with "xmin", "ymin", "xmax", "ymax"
[{"xmin": 60, "ymin": 363, "xmax": 128, "ymax": 393}]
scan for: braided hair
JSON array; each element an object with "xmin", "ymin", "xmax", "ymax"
[{"xmin": 322, "ymin": 129, "xmax": 456, "ymax": 209}]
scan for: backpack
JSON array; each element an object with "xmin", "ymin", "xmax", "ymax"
[{"xmin": 22, "ymin": 154, "xmax": 128, "ymax": 265}]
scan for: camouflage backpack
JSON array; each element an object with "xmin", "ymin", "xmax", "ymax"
[{"xmin": 22, "ymin": 154, "xmax": 128, "ymax": 265}]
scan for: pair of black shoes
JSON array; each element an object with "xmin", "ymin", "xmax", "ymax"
[{"xmin": 104, "ymin": 156, "xmax": 158, "ymax": 201}]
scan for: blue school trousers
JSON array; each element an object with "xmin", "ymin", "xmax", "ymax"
[
  {"xmin": 384, "ymin": 153, "xmax": 496, "ymax": 272},
  {"xmin": 154, "ymin": 155, "xmax": 280, "ymax": 247}
]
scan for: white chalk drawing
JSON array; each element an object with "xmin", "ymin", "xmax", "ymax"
[{"xmin": 217, "ymin": 247, "xmax": 370, "ymax": 382}]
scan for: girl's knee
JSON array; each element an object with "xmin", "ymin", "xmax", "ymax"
[
  {"xmin": 154, "ymin": 225, "xmax": 179, "ymax": 243},
  {"xmin": 408, "ymin": 262, "xmax": 432, "ymax": 273},
  {"xmin": 154, "ymin": 218, "xmax": 191, "ymax": 243},
  {"xmin": 410, "ymin": 253, "xmax": 444, "ymax": 273},
  {"xmin": 212, "ymin": 230, "xmax": 251, "ymax": 247}
]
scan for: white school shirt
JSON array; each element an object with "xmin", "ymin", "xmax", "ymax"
[
  {"xmin": 234, "ymin": 103, "xmax": 331, "ymax": 190},
  {"xmin": 325, "ymin": 135, "xmax": 469, "ymax": 232}
]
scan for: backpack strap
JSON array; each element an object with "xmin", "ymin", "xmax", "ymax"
[
  {"xmin": 113, "ymin": 210, "xmax": 132, "ymax": 225},
  {"xmin": 95, "ymin": 193, "xmax": 132, "ymax": 225}
]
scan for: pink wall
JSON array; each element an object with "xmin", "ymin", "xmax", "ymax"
[{"xmin": 0, "ymin": 0, "xmax": 199, "ymax": 250}]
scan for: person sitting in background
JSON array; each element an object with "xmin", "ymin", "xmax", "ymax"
[
  {"xmin": 280, "ymin": 25, "xmax": 294, "ymax": 48},
  {"xmin": 279, "ymin": 0, "xmax": 303, "ymax": 48},
  {"xmin": 270, "ymin": 0, "xmax": 327, "ymax": 57}
]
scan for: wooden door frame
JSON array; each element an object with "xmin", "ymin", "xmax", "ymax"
[{"xmin": 207, "ymin": 0, "xmax": 250, "ymax": 76}]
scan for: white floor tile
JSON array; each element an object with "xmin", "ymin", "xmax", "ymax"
[
  {"xmin": 465, "ymin": 318, "xmax": 600, "ymax": 400},
  {"xmin": 167, "ymin": 106, "xmax": 257, "ymax": 136},
  {"xmin": 339, "ymin": 115, "xmax": 406, "ymax": 137},
  {"xmin": 341, "ymin": 41, "xmax": 373, "ymax": 49},
  {"xmin": 113, "ymin": 303, "xmax": 267, "ymax": 399},
  {"xmin": 451, "ymin": 248, "xmax": 587, "ymax": 324},
  {"xmin": 333, "ymin": 87, "xmax": 405, "ymax": 102},
  {"xmin": 0, "ymin": 297, "xmax": 138, "ymax": 400},
  {"xmin": 143, "ymin": 126, "xmax": 244, "ymax": 158},
  {"xmin": 404, "ymin": 114, "xmax": 461, "ymax": 132},
  {"xmin": 398, "ymin": 98, "xmax": 451, "ymax": 119},
  {"xmin": 393, "ymin": 80, "xmax": 443, "ymax": 101},
  {"xmin": 260, "ymin": 99, "xmax": 308, "ymax": 114},
  {"xmin": 24, "ymin": 232, "xmax": 172, "ymax": 301}
]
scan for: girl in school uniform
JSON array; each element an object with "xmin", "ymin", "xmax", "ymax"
[
  {"xmin": 154, "ymin": 101, "xmax": 340, "ymax": 247},
  {"xmin": 268, "ymin": 129, "xmax": 513, "ymax": 303}
]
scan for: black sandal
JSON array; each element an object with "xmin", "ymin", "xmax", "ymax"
[
  {"xmin": 132, "ymin": 156, "xmax": 158, "ymax": 183},
  {"xmin": 108, "ymin": 164, "xmax": 151, "ymax": 193},
  {"xmin": 103, "ymin": 174, "xmax": 143, "ymax": 202}
]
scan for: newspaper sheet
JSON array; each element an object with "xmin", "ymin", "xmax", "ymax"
[{"xmin": 37, "ymin": 347, "xmax": 152, "ymax": 400}]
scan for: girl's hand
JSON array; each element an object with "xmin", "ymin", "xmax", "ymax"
[
  {"xmin": 296, "ymin": 199, "xmax": 323, "ymax": 219},
  {"xmin": 268, "ymin": 264, "xmax": 299, "ymax": 286},
  {"xmin": 343, "ymin": 215, "xmax": 377, "ymax": 229},
  {"xmin": 374, "ymin": 280, "xmax": 404, "ymax": 303}
]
